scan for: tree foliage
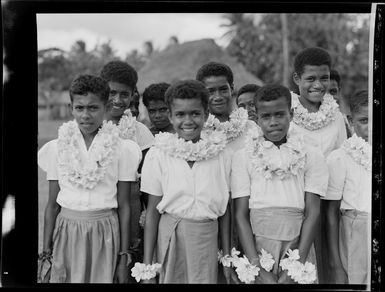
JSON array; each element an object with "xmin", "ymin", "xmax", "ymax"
[{"xmin": 224, "ymin": 13, "xmax": 370, "ymax": 98}]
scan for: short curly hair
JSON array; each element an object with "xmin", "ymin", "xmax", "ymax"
[
  {"xmin": 349, "ymin": 89, "xmax": 368, "ymax": 116},
  {"xmin": 142, "ymin": 82, "xmax": 171, "ymax": 107},
  {"xmin": 236, "ymin": 84, "xmax": 261, "ymax": 104},
  {"xmin": 254, "ymin": 84, "xmax": 291, "ymax": 112},
  {"xmin": 100, "ymin": 60, "xmax": 138, "ymax": 90},
  {"xmin": 69, "ymin": 74, "xmax": 110, "ymax": 104},
  {"xmin": 294, "ymin": 47, "xmax": 331, "ymax": 76},
  {"xmin": 165, "ymin": 80, "xmax": 209, "ymax": 112},
  {"xmin": 196, "ymin": 62, "xmax": 234, "ymax": 88}
]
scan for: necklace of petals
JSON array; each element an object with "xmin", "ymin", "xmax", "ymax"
[
  {"xmin": 117, "ymin": 109, "xmax": 137, "ymax": 141},
  {"xmin": 342, "ymin": 134, "xmax": 371, "ymax": 171}
]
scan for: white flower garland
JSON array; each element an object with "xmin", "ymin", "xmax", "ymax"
[
  {"xmin": 218, "ymin": 247, "xmax": 275, "ymax": 283},
  {"xmin": 291, "ymin": 92, "xmax": 340, "ymax": 131},
  {"xmin": 117, "ymin": 109, "xmax": 137, "ymax": 141},
  {"xmin": 279, "ymin": 249, "xmax": 317, "ymax": 284},
  {"xmin": 342, "ymin": 134, "xmax": 371, "ymax": 171},
  {"xmin": 131, "ymin": 262, "xmax": 162, "ymax": 282},
  {"xmin": 57, "ymin": 120, "xmax": 120, "ymax": 189},
  {"xmin": 244, "ymin": 126, "xmax": 306, "ymax": 180},
  {"xmin": 153, "ymin": 130, "xmax": 227, "ymax": 161},
  {"xmin": 204, "ymin": 107, "xmax": 248, "ymax": 143}
]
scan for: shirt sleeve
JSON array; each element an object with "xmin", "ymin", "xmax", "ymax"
[
  {"xmin": 140, "ymin": 147, "xmax": 164, "ymax": 196},
  {"xmin": 230, "ymin": 149, "xmax": 251, "ymax": 199},
  {"xmin": 135, "ymin": 121, "xmax": 154, "ymax": 151},
  {"xmin": 38, "ymin": 139, "xmax": 59, "ymax": 180},
  {"xmin": 323, "ymin": 149, "xmax": 346, "ymax": 201},
  {"xmin": 335, "ymin": 112, "xmax": 348, "ymax": 149},
  {"xmin": 118, "ymin": 139, "xmax": 142, "ymax": 181},
  {"xmin": 304, "ymin": 145, "xmax": 329, "ymax": 197}
]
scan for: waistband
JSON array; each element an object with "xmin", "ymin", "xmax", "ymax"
[
  {"xmin": 164, "ymin": 212, "xmax": 217, "ymax": 223},
  {"xmin": 340, "ymin": 209, "xmax": 369, "ymax": 219},
  {"xmin": 251, "ymin": 207, "xmax": 304, "ymax": 217},
  {"xmin": 59, "ymin": 207, "xmax": 116, "ymax": 220}
]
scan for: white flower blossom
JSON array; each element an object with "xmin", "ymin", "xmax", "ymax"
[
  {"xmin": 57, "ymin": 120, "xmax": 119, "ymax": 189},
  {"xmin": 234, "ymin": 255, "xmax": 260, "ymax": 284},
  {"xmin": 130, "ymin": 262, "xmax": 161, "ymax": 282},
  {"xmin": 279, "ymin": 249, "xmax": 316, "ymax": 284},
  {"xmin": 118, "ymin": 109, "xmax": 137, "ymax": 141},
  {"xmin": 259, "ymin": 248, "xmax": 275, "ymax": 272},
  {"xmin": 291, "ymin": 92, "xmax": 339, "ymax": 130},
  {"xmin": 342, "ymin": 134, "xmax": 371, "ymax": 171},
  {"xmin": 245, "ymin": 127, "xmax": 306, "ymax": 180},
  {"xmin": 203, "ymin": 108, "xmax": 248, "ymax": 143}
]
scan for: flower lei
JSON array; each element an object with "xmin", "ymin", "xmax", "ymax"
[
  {"xmin": 291, "ymin": 92, "xmax": 340, "ymax": 131},
  {"xmin": 131, "ymin": 262, "xmax": 162, "ymax": 282},
  {"xmin": 117, "ymin": 109, "xmax": 137, "ymax": 141},
  {"xmin": 218, "ymin": 248, "xmax": 275, "ymax": 284},
  {"xmin": 342, "ymin": 134, "xmax": 371, "ymax": 171},
  {"xmin": 279, "ymin": 249, "xmax": 317, "ymax": 284},
  {"xmin": 244, "ymin": 126, "xmax": 306, "ymax": 180},
  {"xmin": 204, "ymin": 107, "xmax": 248, "ymax": 143},
  {"xmin": 57, "ymin": 120, "xmax": 119, "ymax": 189},
  {"xmin": 153, "ymin": 130, "xmax": 227, "ymax": 161}
]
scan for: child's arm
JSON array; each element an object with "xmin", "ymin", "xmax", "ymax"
[
  {"xmin": 218, "ymin": 199, "xmax": 240, "ymax": 284},
  {"xmin": 115, "ymin": 180, "xmax": 131, "ymax": 283},
  {"xmin": 42, "ymin": 180, "xmax": 61, "ymax": 253},
  {"xmin": 234, "ymin": 197, "xmax": 277, "ymax": 284},
  {"xmin": 278, "ymin": 192, "xmax": 320, "ymax": 284},
  {"xmin": 324, "ymin": 199, "xmax": 347, "ymax": 283},
  {"xmin": 336, "ymin": 112, "xmax": 348, "ymax": 148},
  {"xmin": 142, "ymin": 193, "xmax": 162, "ymax": 283}
]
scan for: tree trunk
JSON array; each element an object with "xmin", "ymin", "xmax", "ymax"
[{"xmin": 281, "ymin": 14, "xmax": 289, "ymax": 87}]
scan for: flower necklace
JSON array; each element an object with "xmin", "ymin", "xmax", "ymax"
[
  {"xmin": 153, "ymin": 130, "xmax": 227, "ymax": 161},
  {"xmin": 117, "ymin": 109, "xmax": 137, "ymax": 141},
  {"xmin": 291, "ymin": 92, "xmax": 340, "ymax": 131},
  {"xmin": 57, "ymin": 120, "xmax": 120, "ymax": 189},
  {"xmin": 203, "ymin": 107, "xmax": 248, "ymax": 143},
  {"xmin": 342, "ymin": 134, "xmax": 371, "ymax": 171},
  {"xmin": 245, "ymin": 126, "xmax": 306, "ymax": 180}
]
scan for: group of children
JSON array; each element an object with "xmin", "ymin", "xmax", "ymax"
[{"xmin": 38, "ymin": 47, "xmax": 371, "ymax": 285}]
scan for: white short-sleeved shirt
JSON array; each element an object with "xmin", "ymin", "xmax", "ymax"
[
  {"xmin": 290, "ymin": 111, "xmax": 347, "ymax": 158},
  {"xmin": 227, "ymin": 120, "xmax": 259, "ymax": 152},
  {"xmin": 323, "ymin": 148, "xmax": 371, "ymax": 213},
  {"xmin": 231, "ymin": 143, "xmax": 328, "ymax": 210},
  {"xmin": 134, "ymin": 120, "xmax": 154, "ymax": 150},
  {"xmin": 140, "ymin": 146, "xmax": 234, "ymax": 220},
  {"xmin": 38, "ymin": 134, "xmax": 142, "ymax": 211}
]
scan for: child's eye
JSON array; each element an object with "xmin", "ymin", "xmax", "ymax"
[{"xmin": 192, "ymin": 112, "xmax": 201, "ymax": 117}]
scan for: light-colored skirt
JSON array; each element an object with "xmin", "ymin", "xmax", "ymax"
[
  {"xmin": 339, "ymin": 209, "xmax": 370, "ymax": 285},
  {"xmin": 250, "ymin": 207, "xmax": 317, "ymax": 283},
  {"xmin": 156, "ymin": 213, "xmax": 218, "ymax": 284},
  {"xmin": 50, "ymin": 208, "xmax": 120, "ymax": 283}
]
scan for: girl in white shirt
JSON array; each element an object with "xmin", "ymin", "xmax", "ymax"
[
  {"xmin": 38, "ymin": 75, "xmax": 142, "ymax": 283},
  {"xmin": 323, "ymin": 90, "xmax": 371, "ymax": 285},
  {"xmin": 231, "ymin": 84, "xmax": 328, "ymax": 284},
  {"xmin": 140, "ymin": 80, "xmax": 236, "ymax": 284}
]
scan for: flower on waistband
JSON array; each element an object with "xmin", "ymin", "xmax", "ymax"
[{"xmin": 131, "ymin": 262, "xmax": 161, "ymax": 282}]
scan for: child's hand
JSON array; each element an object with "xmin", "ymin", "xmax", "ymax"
[
  {"xmin": 141, "ymin": 277, "xmax": 157, "ymax": 284},
  {"xmin": 255, "ymin": 269, "xmax": 278, "ymax": 284},
  {"xmin": 277, "ymin": 270, "xmax": 296, "ymax": 284},
  {"xmin": 222, "ymin": 266, "xmax": 240, "ymax": 284},
  {"xmin": 114, "ymin": 254, "xmax": 132, "ymax": 283}
]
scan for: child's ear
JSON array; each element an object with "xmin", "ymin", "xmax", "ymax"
[
  {"xmin": 347, "ymin": 115, "xmax": 353, "ymax": 126},
  {"xmin": 293, "ymin": 72, "xmax": 300, "ymax": 86},
  {"xmin": 289, "ymin": 108, "xmax": 294, "ymax": 121},
  {"xmin": 168, "ymin": 110, "xmax": 173, "ymax": 125}
]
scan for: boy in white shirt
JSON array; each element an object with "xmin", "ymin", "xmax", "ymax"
[
  {"xmin": 38, "ymin": 75, "xmax": 142, "ymax": 283},
  {"xmin": 323, "ymin": 90, "xmax": 371, "ymax": 285},
  {"xmin": 231, "ymin": 84, "xmax": 328, "ymax": 284},
  {"xmin": 139, "ymin": 80, "xmax": 236, "ymax": 284}
]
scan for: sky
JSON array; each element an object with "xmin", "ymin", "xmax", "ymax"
[{"xmin": 37, "ymin": 13, "xmax": 231, "ymax": 58}]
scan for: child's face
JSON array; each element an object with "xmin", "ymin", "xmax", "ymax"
[
  {"xmin": 328, "ymin": 79, "xmax": 341, "ymax": 105},
  {"xmin": 147, "ymin": 100, "xmax": 171, "ymax": 130},
  {"xmin": 72, "ymin": 93, "xmax": 106, "ymax": 137},
  {"xmin": 351, "ymin": 105, "xmax": 368, "ymax": 142},
  {"xmin": 256, "ymin": 96, "xmax": 292, "ymax": 146},
  {"xmin": 237, "ymin": 92, "xmax": 257, "ymax": 122},
  {"xmin": 294, "ymin": 65, "xmax": 330, "ymax": 106},
  {"xmin": 202, "ymin": 75, "xmax": 233, "ymax": 116},
  {"xmin": 107, "ymin": 81, "xmax": 133, "ymax": 118},
  {"xmin": 168, "ymin": 98, "xmax": 208, "ymax": 143}
]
